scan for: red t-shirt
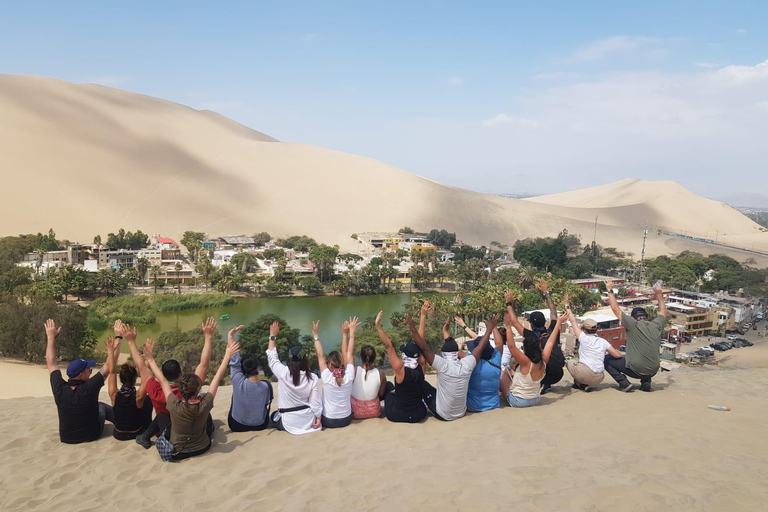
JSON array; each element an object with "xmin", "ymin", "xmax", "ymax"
[{"xmin": 146, "ymin": 377, "xmax": 182, "ymax": 415}]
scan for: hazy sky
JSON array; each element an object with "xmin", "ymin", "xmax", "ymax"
[{"xmin": 2, "ymin": 1, "xmax": 766, "ymax": 198}]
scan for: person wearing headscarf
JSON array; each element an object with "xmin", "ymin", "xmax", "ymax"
[
  {"xmin": 227, "ymin": 325, "xmax": 274, "ymax": 432},
  {"xmin": 266, "ymin": 321, "xmax": 322, "ymax": 434}
]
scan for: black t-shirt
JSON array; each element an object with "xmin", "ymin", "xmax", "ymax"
[
  {"xmin": 114, "ymin": 387, "xmax": 145, "ymax": 433},
  {"xmin": 524, "ymin": 320, "xmax": 565, "ymax": 369},
  {"xmin": 50, "ymin": 370, "xmax": 104, "ymax": 444},
  {"xmin": 394, "ymin": 366, "xmax": 426, "ymax": 411}
]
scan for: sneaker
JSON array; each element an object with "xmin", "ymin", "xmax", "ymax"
[
  {"xmin": 135, "ymin": 433, "xmax": 151, "ymax": 449},
  {"xmin": 540, "ymin": 384, "xmax": 552, "ymax": 395},
  {"xmin": 641, "ymin": 382, "xmax": 652, "ymax": 392},
  {"xmin": 582, "ymin": 385, "xmax": 592, "ymax": 393},
  {"xmin": 620, "ymin": 382, "xmax": 634, "ymax": 393}
]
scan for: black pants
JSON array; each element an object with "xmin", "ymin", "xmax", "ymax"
[
  {"xmin": 604, "ymin": 355, "xmax": 656, "ymax": 386},
  {"xmin": 321, "ymin": 413, "xmax": 353, "ymax": 429},
  {"xmin": 542, "ymin": 365, "xmax": 564, "ymax": 387},
  {"xmin": 383, "ymin": 381, "xmax": 431, "ymax": 423},
  {"xmin": 146, "ymin": 412, "xmax": 171, "ymax": 438}
]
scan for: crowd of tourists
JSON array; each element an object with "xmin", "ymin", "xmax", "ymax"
[{"xmin": 46, "ymin": 278, "xmax": 666, "ymax": 461}]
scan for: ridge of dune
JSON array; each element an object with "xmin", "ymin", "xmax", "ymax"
[{"xmin": 0, "ymin": 73, "xmax": 766, "ymax": 261}]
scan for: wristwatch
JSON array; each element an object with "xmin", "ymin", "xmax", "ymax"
[
  {"xmin": 114, "ymin": 336, "xmax": 123, "ymax": 339},
  {"xmin": 269, "ymin": 335, "xmax": 277, "ymax": 341},
  {"xmin": 314, "ymin": 337, "xmax": 319, "ymax": 341},
  {"xmin": 506, "ymin": 301, "xmax": 514, "ymax": 307},
  {"xmin": 565, "ymin": 305, "xmax": 571, "ymax": 310}
]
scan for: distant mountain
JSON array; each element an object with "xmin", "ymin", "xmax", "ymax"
[{"xmin": 717, "ymin": 192, "xmax": 768, "ymax": 209}]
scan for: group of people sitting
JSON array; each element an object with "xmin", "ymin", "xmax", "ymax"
[{"xmin": 46, "ymin": 278, "xmax": 666, "ymax": 461}]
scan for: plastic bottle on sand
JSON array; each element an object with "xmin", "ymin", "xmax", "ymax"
[{"xmin": 707, "ymin": 405, "xmax": 731, "ymax": 411}]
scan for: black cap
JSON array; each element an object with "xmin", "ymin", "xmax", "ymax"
[
  {"xmin": 529, "ymin": 311, "xmax": 546, "ymax": 328},
  {"xmin": 467, "ymin": 337, "xmax": 495, "ymax": 360},
  {"xmin": 399, "ymin": 341, "xmax": 420, "ymax": 358},
  {"xmin": 288, "ymin": 346, "xmax": 305, "ymax": 361},
  {"xmin": 631, "ymin": 307, "xmax": 648, "ymax": 319},
  {"xmin": 441, "ymin": 337, "xmax": 459, "ymax": 353}
]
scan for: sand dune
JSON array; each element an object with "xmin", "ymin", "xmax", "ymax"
[{"xmin": 1, "ymin": 74, "xmax": 766, "ymax": 262}]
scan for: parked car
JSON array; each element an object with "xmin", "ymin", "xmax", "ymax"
[
  {"xmin": 727, "ymin": 335, "xmax": 737, "ymax": 340},
  {"xmin": 741, "ymin": 340, "xmax": 754, "ymax": 347},
  {"xmin": 710, "ymin": 342, "xmax": 729, "ymax": 351}
]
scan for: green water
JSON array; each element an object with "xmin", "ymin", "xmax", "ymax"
[{"xmin": 99, "ymin": 293, "xmax": 435, "ymax": 351}]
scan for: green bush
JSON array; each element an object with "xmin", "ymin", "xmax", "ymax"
[
  {"xmin": 87, "ymin": 294, "xmax": 236, "ymax": 330},
  {"xmin": 152, "ymin": 327, "xmax": 226, "ymax": 384}
]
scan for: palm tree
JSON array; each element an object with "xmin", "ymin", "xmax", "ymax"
[
  {"xmin": 518, "ymin": 266, "xmax": 537, "ymax": 289},
  {"xmin": 174, "ymin": 262, "xmax": 183, "ymax": 293},
  {"xmin": 136, "ymin": 257, "xmax": 149, "ymax": 286},
  {"xmin": 149, "ymin": 265, "xmax": 162, "ymax": 294}
]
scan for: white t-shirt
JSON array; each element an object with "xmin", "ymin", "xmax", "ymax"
[
  {"xmin": 266, "ymin": 348, "xmax": 322, "ymax": 435},
  {"xmin": 577, "ymin": 332, "xmax": 612, "ymax": 374},
  {"xmin": 321, "ymin": 364, "xmax": 355, "ymax": 419},
  {"xmin": 431, "ymin": 354, "xmax": 477, "ymax": 421}
]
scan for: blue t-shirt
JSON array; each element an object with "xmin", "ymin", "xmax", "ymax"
[{"xmin": 466, "ymin": 349, "xmax": 502, "ymax": 412}]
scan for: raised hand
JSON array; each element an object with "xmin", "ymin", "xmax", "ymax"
[
  {"xmin": 504, "ymin": 312, "xmax": 513, "ymax": 328},
  {"xmin": 504, "ymin": 289, "xmax": 515, "ymax": 304},
  {"xmin": 44, "ymin": 319, "xmax": 61, "ymax": 338},
  {"xmin": 120, "ymin": 322, "xmax": 138, "ymax": 343},
  {"xmin": 228, "ymin": 325, "xmax": 244, "ymax": 341},
  {"xmin": 270, "ymin": 320, "xmax": 280, "ymax": 337},
  {"xmin": 404, "ymin": 313, "xmax": 417, "ymax": 331},
  {"xmin": 486, "ymin": 313, "xmax": 501, "ymax": 331},
  {"xmin": 420, "ymin": 300, "xmax": 433, "ymax": 317},
  {"xmin": 342, "ymin": 320, "xmax": 350, "ymax": 336},
  {"xmin": 348, "ymin": 316, "xmax": 360, "ymax": 334},
  {"xmin": 537, "ymin": 279, "xmax": 548, "ymax": 294},
  {"xmin": 311, "ymin": 320, "xmax": 320, "ymax": 339},
  {"xmin": 375, "ymin": 310, "xmax": 384, "ymax": 328},
  {"xmin": 563, "ymin": 293, "xmax": 570, "ymax": 307},
  {"xmin": 225, "ymin": 340, "xmax": 241, "ymax": 358},
  {"xmin": 201, "ymin": 317, "xmax": 218, "ymax": 336},
  {"xmin": 113, "ymin": 319, "xmax": 124, "ymax": 336},
  {"xmin": 558, "ymin": 311, "xmax": 569, "ymax": 323},
  {"xmin": 604, "ymin": 278, "xmax": 614, "ymax": 291},
  {"xmin": 142, "ymin": 338, "xmax": 155, "ymax": 360},
  {"xmin": 453, "ymin": 315, "xmax": 466, "ymax": 328}
]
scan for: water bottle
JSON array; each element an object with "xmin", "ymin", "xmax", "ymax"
[
  {"xmin": 707, "ymin": 405, "xmax": 730, "ymax": 411},
  {"xmin": 653, "ymin": 279, "xmax": 663, "ymax": 292}
]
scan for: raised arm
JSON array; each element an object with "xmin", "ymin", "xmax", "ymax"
[
  {"xmin": 492, "ymin": 326, "xmax": 504, "ymax": 352},
  {"xmin": 538, "ymin": 279, "xmax": 557, "ymax": 322},
  {"xmin": 106, "ymin": 336, "xmax": 119, "ymax": 404},
  {"xmin": 268, "ymin": 320, "xmax": 279, "ymax": 351},
  {"xmin": 405, "ymin": 313, "xmax": 434, "ymax": 365},
  {"xmin": 505, "ymin": 289, "xmax": 526, "ymax": 335},
  {"xmin": 563, "ymin": 293, "xmax": 582, "ymax": 338},
  {"xmin": 143, "ymin": 338, "xmax": 173, "ymax": 400},
  {"xmin": 208, "ymin": 338, "xmax": 240, "ymax": 399},
  {"xmin": 454, "ymin": 316, "xmax": 478, "ymax": 339},
  {"xmin": 312, "ymin": 321, "xmax": 327, "ymax": 373},
  {"xmin": 654, "ymin": 284, "xmax": 667, "ymax": 318},
  {"xmin": 347, "ymin": 316, "xmax": 359, "ymax": 367},
  {"xmin": 195, "ymin": 317, "xmax": 217, "ymax": 382},
  {"xmin": 471, "ymin": 314, "xmax": 499, "ymax": 360},
  {"xmin": 341, "ymin": 320, "xmax": 349, "ymax": 365},
  {"xmin": 542, "ymin": 312, "xmax": 568, "ymax": 364},
  {"xmin": 44, "ymin": 319, "xmax": 61, "ymax": 374},
  {"xmin": 121, "ymin": 322, "xmax": 151, "ymax": 393},
  {"xmin": 419, "ymin": 300, "xmax": 433, "ymax": 340},
  {"xmin": 504, "ymin": 313, "xmax": 530, "ymax": 366},
  {"xmin": 375, "ymin": 310, "xmax": 403, "ymax": 377},
  {"xmin": 604, "ymin": 279, "xmax": 623, "ymax": 319}
]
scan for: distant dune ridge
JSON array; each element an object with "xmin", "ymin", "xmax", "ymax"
[{"xmin": 1, "ymin": 74, "xmax": 766, "ymax": 263}]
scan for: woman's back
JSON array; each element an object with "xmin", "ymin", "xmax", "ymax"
[
  {"xmin": 511, "ymin": 362, "xmax": 544, "ymax": 400},
  {"xmin": 166, "ymin": 393, "xmax": 214, "ymax": 453},
  {"xmin": 352, "ymin": 366, "xmax": 382, "ymax": 401},
  {"xmin": 321, "ymin": 364, "xmax": 355, "ymax": 419},
  {"xmin": 230, "ymin": 354, "xmax": 271, "ymax": 426}
]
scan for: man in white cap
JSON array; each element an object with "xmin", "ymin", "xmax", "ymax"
[{"xmin": 45, "ymin": 319, "xmax": 116, "ymax": 443}]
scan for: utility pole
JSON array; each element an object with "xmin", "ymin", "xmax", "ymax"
[{"xmin": 639, "ymin": 224, "xmax": 648, "ymax": 284}]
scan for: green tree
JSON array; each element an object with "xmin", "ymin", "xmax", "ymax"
[
  {"xmin": 135, "ymin": 257, "xmax": 149, "ymax": 285},
  {"xmin": 253, "ymin": 232, "xmax": 272, "ymax": 246},
  {"xmin": 309, "ymin": 244, "xmax": 340, "ymax": 283},
  {"xmin": 174, "ymin": 262, "xmax": 183, "ymax": 293},
  {"xmin": 150, "ymin": 265, "xmax": 162, "ymax": 294},
  {"xmin": 152, "ymin": 327, "xmax": 226, "ymax": 383},
  {"xmin": 180, "ymin": 231, "xmax": 205, "ymax": 263},
  {"xmin": 96, "ymin": 268, "xmax": 127, "ymax": 297}
]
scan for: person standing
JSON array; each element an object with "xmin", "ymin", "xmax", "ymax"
[
  {"xmin": 603, "ymin": 279, "xmax": 667, "ymax": 392},
  {"xmin": 45, "ymin": 319, "xmax": 116, "ymax": 443}
]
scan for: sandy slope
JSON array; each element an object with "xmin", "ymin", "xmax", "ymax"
[
  {"xmin": 1, "ymin": 74, "xmax": 766, "ymax": 261},
  {"xmin": 1, "ymin": 360, "xmax": 767, "ymax": 512}
]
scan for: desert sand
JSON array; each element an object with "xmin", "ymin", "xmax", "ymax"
[
  {"xmin": 2, "ymin": 332, "xmax": 768, "ymax": 512},
  {"xmin": 1, "ymin": 74, "xmax": 766, "ymax": 263}
]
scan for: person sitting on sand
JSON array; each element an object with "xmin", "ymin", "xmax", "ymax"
[
  {"xmin": 227, "ymin": 325, "xmax": 274, "ymax": 432},
  {"xmin": 562, "ymin": 294, "xmax": 623, "ymax": 392},
  {"xmin": 143, "ymin": 335, "xmax": 236, "ymax": 461},
  {"xmin": 267, "ymin": 320, "xmax": 322, "ymax": 435},
  {"xmin": 351, "ymin": 339, "xmax": 388, "ymax": 419},
  {"xmin": 46, "ymin": 319, "xmax": 116, "ymax": 444},
  {"xmin": 405, "ymin": 306, "xmax": 498, "ymax": 421},
  {"xmin": 501, "ymin": 310, "xmax": 567, "ymax": 408},
  {"xmin": 456, "ymin": 316, "xmax": 504, "ymax": 412},
  {"xmin": 135, "ymin": 317, "xmax": 217, "ymax": 448},
  {"xmin": 314, "ymin": 318, "xmax": 357, "ymax": 428},
  {"xmin": 106, "ymin": 321, "xmax": 153, "ymax": 440},
  {"xmin": 603, "ymin": 279, "xmax": 667, "ymax": 392},
  {"xmin": 505, "ymin": 280, "xmax": 566, "ymax": 394},
  {"xmin": 377, "ymin": 310, "xmax": 435, "ymax": 423}
]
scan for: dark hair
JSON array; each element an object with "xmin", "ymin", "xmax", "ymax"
[
  {"xmin": 326, "ymin": 350, "xmax": 342, "ymax": 369},
  {"xmin": 179, "ymin": 374, "xmax": 202, "ymax": 400},
  {"xmin": 241, "ymin": 355, "xmax": 259, "ymax": 377},
  {"xmin": 523, "ymin": 337, "xmax": 543, "ymax": 364},
  {"xmin": 161, "ymin": 359, "xmax": 182, "ymax": 381},
  {"xmin": 119, "ymin": 363, "xmax": 138, "ymax": 387},
  {"xmin": 497, "ymin": 327, "xmax": 508, "ymax": 343},
  {"xmin": 360, "ymin": 345, "xmax": 376, "ymax": 370},
  {"xmin": 287, "ymin": 358, "xmax": 311, "ymax": 387}
]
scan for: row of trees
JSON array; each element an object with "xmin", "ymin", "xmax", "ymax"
[{"xmin": 93, "ymin": 228, "xmax": 150, "ymax": 250}]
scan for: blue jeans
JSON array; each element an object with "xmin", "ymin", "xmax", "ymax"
[{"xmin": 506, "ymin": 393, "xmax": 540, "ymax": 408}]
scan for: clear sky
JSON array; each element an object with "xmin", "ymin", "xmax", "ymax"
[{"xmin": 2, "ymin": 1, "xmax": 766, "ymax": 198}]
